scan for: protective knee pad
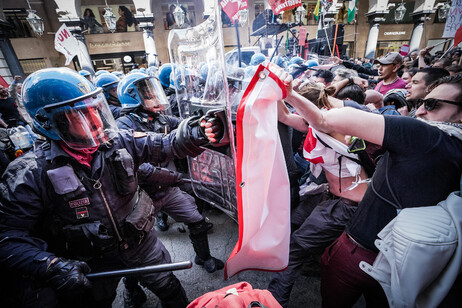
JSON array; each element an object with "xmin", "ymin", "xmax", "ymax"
[{"xmin": 151, "ymin": 274, "xmax": 188, "ymax": 307}]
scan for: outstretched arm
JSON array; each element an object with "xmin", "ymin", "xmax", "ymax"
[{"xmin": 271, "ymin": 64, "xmax": 385, "ymax": 146}]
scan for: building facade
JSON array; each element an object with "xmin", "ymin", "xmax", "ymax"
[{"xmin": 0, "ymin": 0, "xmax": 452, "ymax": 83}]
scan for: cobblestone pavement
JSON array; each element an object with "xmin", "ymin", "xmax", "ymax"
[{"xmin": 112, "ymin": 207, "xmax": 365, "ymax": 307}]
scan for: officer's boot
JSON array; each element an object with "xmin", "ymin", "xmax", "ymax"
[
  {"xmin": 151, "ymin": 275, "xmax": 188, "ymax": 308},
  {"xmin": 156, "ymin": 211, "xmax": 169, "ymax": 232},
  {"xmin": 188, "ymin": 220, "xmax": 224, "ymax": 273},
  {"xmin": 123, "ymin": 277, "xmax": 147, "ymax": 308}
]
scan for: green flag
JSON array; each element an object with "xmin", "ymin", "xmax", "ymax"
[{"xmin": 347, "ymin": 0, "xmax": 357, "ymax": 23}]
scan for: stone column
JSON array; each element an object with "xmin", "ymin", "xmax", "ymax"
[
  {"xmin": 364, "ymin": 14, "xmax": 386, "ymax": 59},
  {"xmin": 135, "ymin": 14, "xmax": 159, "ymax": 68}
]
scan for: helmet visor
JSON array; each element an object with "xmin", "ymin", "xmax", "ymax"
[
  {"xmin": 134, "ymin": 77, "xmax": 170, "ymax": 114},
  {"xmin": 50, "ymin": 92, "xmax": 118, "ymax": 149}
]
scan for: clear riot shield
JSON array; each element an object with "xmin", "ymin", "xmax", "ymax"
[{"xmin": 168, "ymin": 5, "xmax": 238, "ymax": 221}]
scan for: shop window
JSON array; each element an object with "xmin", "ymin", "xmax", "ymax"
[
  {"xmin": 81, "ymin": 5, "xmax": 139, "ymax": 33},
  {"xmin": 162, "ymin": 3, "xmax": 196, "ymax": 30},
  {"xmin": 19, "ymin": 59, "xmax": 46, "ymax": 76},
  {"xmin": 376, "ymin": 40, "xmax": 409, "ymax": 57},
  {"xmin": 3, "ymin": 8, "xmax": 34, "ymax": 38}
]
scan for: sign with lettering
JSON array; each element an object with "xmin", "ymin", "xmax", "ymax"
[
  {"xmin": 219, "ymin": 0, "xmax": 248, "ymax": 22},
  {"xmin": 268, "ymin": 0, "xmax": 302, "ymax": 15},
  {"xmin": 54, "ymin": 24, "xmax": 80, "ymax": 65},
  {"xmin": 443, "ymin": 0, "xmax": 462, "ymax": 38},
  {"xmin": 400, "ymin": 44, "xmax": 410, "ymax": 56},
  {"xmin": 299, "ymin": 27, "xmax": 307, "ymax": 46}
]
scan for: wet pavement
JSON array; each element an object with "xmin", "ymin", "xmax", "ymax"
[{"xmin": 112, "ymin": 207, "xmax": 325, "ymax": 307}]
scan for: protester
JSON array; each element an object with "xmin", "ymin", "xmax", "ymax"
[
  {"xmin": 373, "ymin": 52, "xmax": 407, "ymax": 95},
  {"xmin": 0, "ymin": 68, "xmax": 224, "ymax": 307},
  {"xmin": 269, "ymin": 63, "xmax": 462, "ymax": 308},
  {"xmin": 0, "ymin": 83, "xmax": 26, "ymax": 128}
]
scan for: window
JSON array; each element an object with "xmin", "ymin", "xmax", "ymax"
[
  {"xmin": 162, "ymin": 3, "xmax": 196, "ymax": 30},
  {"xmin": 19, "ymin": 59, "xmax": 47, "ymax": 76},
  {"xmin": 3, "ymin": 8, "xmax": 34, "ymax": 38}
]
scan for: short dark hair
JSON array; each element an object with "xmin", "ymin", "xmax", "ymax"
[
  {"xmin": 418, "ymin": 67, "xmax": 450, "ymax": 86},
  {"xmin": 314, "ymin": 69, "xmax": 334, "ymax": 84},
  {"xmin": 428, "ymin": 74, "xmax": 462, "ymax": 104},
  {"xmin": 336, "ymin": 84, "xmax": 366, "ymax": 105}
]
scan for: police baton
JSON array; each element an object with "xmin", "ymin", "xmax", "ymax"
[{"xmin": 86, "ymin": 261, "xmax": 192, "ymax": 279}]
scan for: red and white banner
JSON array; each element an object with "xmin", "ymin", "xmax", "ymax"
[
  {"xmin": 224, "ymin": 65, "xmax": 291, "ymax": 279},
  {"xmin": 219, "ymin": 0, "xmax": 249, "ymax": 22},
  {"xmin": 54, "ymin": 24, "xmax": 79, "ymax": 66},
  {"xmin": 268, "ymin": 0, "xmax": 302, "ymax": 15}
]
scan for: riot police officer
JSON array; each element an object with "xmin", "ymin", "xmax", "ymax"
[
  {"xmin": 0, "ymin": 68, "xmax": 223, "ymax": 308},
  {"xmin": 116, "ymin": 72, "xmax": 224, "ymax": 273},
  {"xmin": 94, "ymin": 72, "xmax": 123, "ymax": 119}
]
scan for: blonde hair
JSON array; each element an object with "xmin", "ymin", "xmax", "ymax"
[{"xmin": 297, "ymin": 81, "xmax": 336, "ymax": 109}]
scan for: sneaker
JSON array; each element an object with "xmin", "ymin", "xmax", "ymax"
[{"xmin": 156, "ymin": 217, "xmax": 169, "ymax": 232}]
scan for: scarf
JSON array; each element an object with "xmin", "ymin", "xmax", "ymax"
[{"xmin": 417, "ymin": 118, "xmax": 462, "ymax": 142}]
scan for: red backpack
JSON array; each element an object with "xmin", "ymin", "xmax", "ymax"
[{"xmin": 187, "ymin": 281, "xmax": 282, "ymax": 308}]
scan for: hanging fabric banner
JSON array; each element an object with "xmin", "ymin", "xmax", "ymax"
[
  {"xmin": 268, "ymin": 0, "xmax": 302, "ymax": 15},
  {"xmin": 224, "ymin": 64, "xmax": 291, "ymax": 279},
  {"xmin": 219, "ymin": 0, "xmax": 249, "ymax": 22},
  {"xmin": 54, "ymin": 24, "xmax": 80, "ymax": 66}
]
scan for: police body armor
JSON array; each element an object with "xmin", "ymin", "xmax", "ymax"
[{"xmin": 37, "ymin": 141, "xmax": 155, "ymax": 260}]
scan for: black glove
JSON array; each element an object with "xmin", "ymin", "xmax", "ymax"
[
  {"xmin": 45, "ymin": 257, "xmax": 92, "ymax": 295},
  {"xmin": 200, "ymin": 109, "xmax": 228, "ymax": 147}
]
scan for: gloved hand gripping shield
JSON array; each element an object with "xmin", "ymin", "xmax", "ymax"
[
  {"xmin": 168, "ymin": 2, "xmax": 237, "ymax": 220},
  {"xmin": 35, "ymin": 89, "xmax": 118, "ymax": 150}
]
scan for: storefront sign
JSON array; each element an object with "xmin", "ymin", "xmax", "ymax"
[
  {"xmin": 384, "ymin": 31, "xmax": 406, "ymax": 36},
  {"xmin": 85, "ymin": 32, "xmax": 144, "ymax": 55},
  {"xmin": 443, "ymin": 0, "xmax": 462, "ymax": 38}
]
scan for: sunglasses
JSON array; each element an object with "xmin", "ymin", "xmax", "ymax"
[{"xmin": 417, "ymin": 98, "xmax": 461, "ymax": 111}]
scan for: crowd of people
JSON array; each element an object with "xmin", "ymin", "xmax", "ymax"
[{"xmin": 1, "ymin": 43, "xmax": 462, "ymax": 308}]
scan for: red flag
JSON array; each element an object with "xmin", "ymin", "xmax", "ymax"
[
  {"xmin": 219, "ymin": 0, "xmax": 248, "ymax": 22},
  {"xmin": 224, "ymin": 64, "xmax": 291, "ymax": 279},
  {"xmin": 454, "ymin": 24, "xmax": 462, "ymax": 49},
  {"xmin": 0, "ymin": 76, "xmax": 8, "ymax": 88},
  {"xmin": 268, "ymin": 0, "xmax": 302, "ymax": 15}
]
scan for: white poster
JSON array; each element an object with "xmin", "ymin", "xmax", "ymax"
[
  {"xmin": 443, "ymin": 0, "xmax": 462, "ymax": 38},
  {"xmin": 54, "ymin": 24, "xmax": 80, "ymax": 65}
]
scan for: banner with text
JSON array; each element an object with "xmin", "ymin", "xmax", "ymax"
[
  {"xmin": 443, "ymin": 0, "xmax": 462, "ymax": 38},
  {"xmin": 268, "ymin": 0, "xmax": 302, "ymax": 15},
  {"xmin": 54, "ymin": 24, "xmax": 80, "ymax": 65}
]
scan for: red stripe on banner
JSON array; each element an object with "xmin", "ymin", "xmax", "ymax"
[
  {"xmin": 303, "ymin": 128, "xmax": 317, "ymax": 153},
  {"xmin": 226, "ymin": 64, "xmax": 268, "ymax": 279}
]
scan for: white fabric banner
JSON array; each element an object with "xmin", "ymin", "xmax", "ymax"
[
  {"xmin": 443, "ymin": 0, "xmax": 462, "ymax": 38},
  {"xmin": 54, "ymin": 24, "xmax": 80, "ymax": 66},
  {"xmin": 224, "ymin": 64, "xmax": 291, "ymax": 279}
]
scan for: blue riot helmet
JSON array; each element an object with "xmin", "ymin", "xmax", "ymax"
[
  {"xmin": 95, "ymin": 70, "xmax": 109, "ymax": 77},
  {"xmin": 289, "ymin": 56, "xmax": 304, "ymax": 66},
  {"xmin": 170, "ymin": 67, "xmax": 199, "ymax": 94},
  {"xmin": 130, "ymin": 69, "xmax": 140, "ymax": 74},
  {"xmin": 112, "ymin": 71, "xmax": 124, "ymax": 78},
  {"xmin": 306, "ymin": 59, "xmax": 319, "ymax": 68},
  {"xmin": 94, "ymin": 73, "xmax": 121, "ymax": 105},
  {"xmin": 22, "ymin": 68, "xmax": 118, "ymax": 149},
  {"xmin": 158, "ymin": 63, "xmax": 174, "ymax": 88},
  {"xmin": 139, "ymin": 67, "xmax": 146, "ymax": 74},
  {"xmin": 250, "ymin": 53, "xmax": 266, "ymax": 66},
  {"xmin": 79, "ymin": 69, "xmax": 91, "ymax": 77},
  {"xmin": 117, "ymin": 72, "xmax": 169, "ymax": 115}
]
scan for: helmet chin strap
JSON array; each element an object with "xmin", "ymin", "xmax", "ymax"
[
  {"xmin": 140, "ymin": 106, "xmax": 159, "ymax": 119},
  {"xmin": 108, "ymin": 94, "xmax": 121, "ymax": 106}
]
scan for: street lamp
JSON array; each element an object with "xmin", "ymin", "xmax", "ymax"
[
  {"xmin": 25, "ymin": 0, "xmax": 44, "ymax": 36},
  {"xmin": 438, "ymin": 2, "xmax": 451, "ymax": 20},
  {"xmin": 394, "ymin": 2, "xmax": 407, "ymax": 23},
  {"xmin": 238, "ymin": 9, "xmax": 248, "ymax": 26},
  {"xmin": 294, "ymin": 5, "xmax": 307, "ymax": 25},
  {"xmin": 173, "ymin": 1, "xmax": 186, "ymax": 28},
  {"xmin": 103, "ymin": 0, "xmax": 117, "ymax": 33}
]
